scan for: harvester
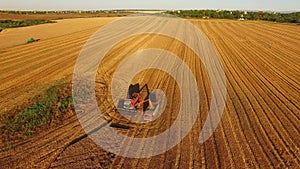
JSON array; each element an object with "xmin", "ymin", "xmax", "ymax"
[
  {"xmin": 27, "ymin": 37, "xmax": 40, "ymax": 43},
  {"xmin": 116, "ymin": 83, "xmax": 159, "ymax": 122}
]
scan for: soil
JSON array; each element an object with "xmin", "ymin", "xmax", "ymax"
[{"xmin": 0, "ymin": 18, "xmax": 299, "ymax": 168}]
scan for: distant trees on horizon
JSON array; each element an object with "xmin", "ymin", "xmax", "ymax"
[
  {"xmin": 0, "ymin": 9, "xmax": 299, "ymax": 23},
  {"xmin": 0, "ymin": 10, "xmax": 126, "ymax": 15},
  {"xmin": 166, "ymin": 10, "xmax": 300, "ymax": 23}
]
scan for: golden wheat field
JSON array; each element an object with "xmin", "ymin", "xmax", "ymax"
[{"xmin": 0, "ymin": 17, "xmax": 299, "ymax": 168}]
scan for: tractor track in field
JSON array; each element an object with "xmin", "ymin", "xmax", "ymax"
[
  {"xmin": 0, "ymin": 25, "xmax": 102, "ymax": 62},
  {"xmin": 231, "ymin": 23, "xmax": 300, "ymax": 84},
  {"xmin": 0, "ymin": 21, "xmax": 115, "ymax": 112},
  {"xmin": 202, "ymin": 20, "xmax": 299, "ymax": 168},
  {"xmin": 222, "ymin": 22, "xmax": 300, "ymax": 135},
  {"xmin": 0, "ymin": 25, "xmax": 103, "ymax": 75},
  {"xmin": 219, "ymin": 22, "xmax": 299, "ymax": 133},
  {"xmin": 247, "ymin": 21, "xmax": 300, "ymax": 41},
  {"xmin": 0, "ymin": 18, "xmax": 299, "ymax": 168}
]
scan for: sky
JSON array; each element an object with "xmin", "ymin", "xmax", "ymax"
[{"xmin": 1, "ymin": 0, "xmax": 299, "ymax": 12}]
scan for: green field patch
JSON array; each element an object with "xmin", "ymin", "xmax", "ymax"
[
  {"xmin": 0, "ymin": 19, "xmax": 55, "ymax": 30},
  {"xmin": 0, "ymin": 81, "xmax": 73, "ymax": 146}
]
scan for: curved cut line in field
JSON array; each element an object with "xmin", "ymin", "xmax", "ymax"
[{"xmin": 0, "ymin": 18, "xmax": 299, "ymax": 169}]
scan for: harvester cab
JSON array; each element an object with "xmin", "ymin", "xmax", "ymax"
[{"xmin": 117, "ymin": 83, "xmax": 159, "ymax": 122}]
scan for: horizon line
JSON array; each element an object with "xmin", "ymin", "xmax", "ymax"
[{"xmin": 0, "ymin": 8, "xmax": 299, "ymax": 12}]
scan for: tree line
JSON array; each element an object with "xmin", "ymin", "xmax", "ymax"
[
  {"xmin": 0, "ymin": 10, "xmax": 125, "ymax": 15},
  {"xmin": 0, "ymin": 10, "xmax": 299, "ymax": 23},
  {"xmin": 165, "ymin": 10, "xmax": 300, "ymax": 23},
  {"xmin": 0, "ymin": 20, "xmax": 55, "ymax": 30}
]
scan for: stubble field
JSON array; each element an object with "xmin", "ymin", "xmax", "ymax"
[{"xmin": 0, "ymin": 16, "xmax": 299, "ymax": 168}]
